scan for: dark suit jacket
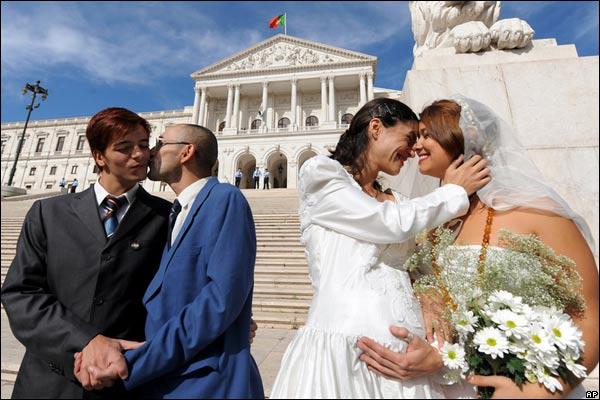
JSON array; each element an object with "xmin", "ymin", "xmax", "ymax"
[{"xmin": 1, "ymin": 185, "xmax": 171, "ymax": 399}]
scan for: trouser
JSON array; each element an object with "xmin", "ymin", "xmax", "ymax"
[
  {"xmin": 254, "ymin": 178, "xmax": 260, "ymax": 189},
  {"xmin": 235, "ymin": 177, "xmax": 241, "ymax": 187},
  {"xmin": 263, "ymin": 178, "xmax": 270, "ymax": 189}
]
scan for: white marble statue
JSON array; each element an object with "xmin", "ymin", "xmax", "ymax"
[{"xmin": 409, "ymin": 1, "xmax": 534, "ymax": 57}]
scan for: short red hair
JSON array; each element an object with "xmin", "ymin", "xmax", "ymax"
[{"xmin": 86, "ymin": 107, "xmax": 151, "ymax": 171}]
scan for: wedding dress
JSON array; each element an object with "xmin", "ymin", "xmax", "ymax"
[{"xmin": 270, "ymin": 155, "xmax": 470, "ymax": 398}]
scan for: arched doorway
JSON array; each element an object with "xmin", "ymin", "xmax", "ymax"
[
  {"xmin": 236, "ymin": 153, "xmax": 256, "ymax": 189},
  {"xmin": 298, "ymin": 149, "xmax": 318, "ymax": 173},
  {"xmin": 266, "ymin": 151, "xmax": 288, "ymax": 188}
]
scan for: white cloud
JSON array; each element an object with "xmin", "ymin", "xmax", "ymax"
[
  {"xmin": 285, "ymin": 2, "xmax": 411, "ymax": 52},
  {"xmin": 1, "ymin": 2, "xmax": 262, "ymax": 86}
]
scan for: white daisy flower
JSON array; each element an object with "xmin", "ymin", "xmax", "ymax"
[
  {"xmin": 527, "ymin": 327, "xmax": 555, "ymax": 353},
  {"xmin": 533, "ymin": 367, "xmax": 563, "ymax": 393},
  {"xmin": 474, "ymin": 327, "xmax": 509, "ymax": 359},
  {"xmin": 487, "ymin": 290, "xmax": 524, "ymax": 312},
  {"xmin": 441, "ymin": 342, "xmax": 467, "ymax": 371},
  {"xmin": 452, "ymin": 309, "xmax": 478, "ymax": 336},
  {"xmin": 491, "ymin": 309, "xmax": 528, "ymax": 339},
  {"xmin": 565, "ymin": 358, "xmax": 587, "ymax": 379},
  {"xmin": 526, "ymin": 327, "xmax": 559, "ymax": 369},
  {"xmin": 562, "ymin": 349, "xmax": 587, "ymax": 379},
  {"xmin": 546, "ymin": 316, "xmax": 583, "ymax": 352}
]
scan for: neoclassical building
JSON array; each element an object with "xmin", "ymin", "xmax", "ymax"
[{"xmin": 1, "ymin": 34, "xmax": 402, "ymax": 192}]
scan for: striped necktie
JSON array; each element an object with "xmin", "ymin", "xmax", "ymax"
[
  {"xmin": 102, "ymin": 195, "xmax": 127, "ymax": 237},
  {"xmin": 167, "ymin": 199, "xmax": 182, "ymax": 248}
]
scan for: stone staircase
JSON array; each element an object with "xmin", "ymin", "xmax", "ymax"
[
  {"xmin": 252, "ymin": 213, "xmax": 310, "ymax": 329},
  {"xmin": 1, "ymin": 218, "xmax": 22, "ymax": 289}
]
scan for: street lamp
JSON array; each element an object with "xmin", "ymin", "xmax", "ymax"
[{"xmin": 7, "ymin": 80, "xmax": 49, "ymax": 187}]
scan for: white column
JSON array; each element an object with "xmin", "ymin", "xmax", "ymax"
[
  {"xmin": 320, "ymin": 76, "xmax": 328, "ymax": 122},
  {"xmin": 192, "ymin": 85, "xmax": 201, "ymax": 124},
  {"xmin": 328, "ymin": 76, "xmax": 336, "ymax": 123},
  {"xmin": 290, "ymin": 79, "xmax": 297, "ymax": 128},
  {"xmin": 359, "ymin": 74, "xmax": 367, "ymax": 106},
  {"xmin": 367, "ymin": 72, "xmax": 374, "ymax": 101},
  {"xmin": 261, "ymin": 82, "xmax": 269, "ymax": 131},
  {"xmin": 198, "ymin": 87, "xmax": 207, "ymax": 126},
  {"xmin": 296, "ymin": 91, "xmax": 302, "ymax": 129},
  {"xmin": 232, "ymin": 84, "xmax": 240, "ymax": 129},
  {"xmin": 225, "ymin": 84, "xmax": 234, "ymax": 128},
  {"xmin": 202, "ymin": 98, "xmax": 209, "ymax": 126}
]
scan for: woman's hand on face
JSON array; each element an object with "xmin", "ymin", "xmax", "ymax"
[{"xmin": 443, "ymin": 154, "xmax": 491, "ymax": 195}]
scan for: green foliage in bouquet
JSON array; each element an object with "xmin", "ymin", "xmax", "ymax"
[{"xmin": 406, "ymin": 227, "xmax": 587, "ymax": 398}]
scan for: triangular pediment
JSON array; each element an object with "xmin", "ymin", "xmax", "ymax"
[{"xmin": 192, "ymin": 34, "xmax": 376, "ymax": 78}]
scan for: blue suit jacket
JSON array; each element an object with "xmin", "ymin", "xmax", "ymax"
[{"xmin": 123, "ymin": 178, "xmax": 264, "ymax": 398}]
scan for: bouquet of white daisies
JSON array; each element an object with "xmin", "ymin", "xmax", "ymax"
[{"xmin": 407, "ymin": 228, "xmax": 586, "ymax": 398}]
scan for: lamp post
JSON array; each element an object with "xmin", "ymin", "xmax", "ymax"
[{"xmin": 7, "ymin": 81, "xmax": 49, "ymax": 187}]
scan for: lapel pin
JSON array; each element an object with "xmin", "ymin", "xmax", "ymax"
[{"xmin": 130, "ymin": 241, "xmax": 141, "ymax": 250}]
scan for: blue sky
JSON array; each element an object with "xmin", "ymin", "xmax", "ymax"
[{"xmin": 1, "ymin": 1, "xmax": 598, "ymax": 123}]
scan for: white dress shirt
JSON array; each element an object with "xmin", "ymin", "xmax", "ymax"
[
  {"xmin": 170, "ymin": 177, "xmax": 209, "ymax": 246},
  {"xmin": 94, "ymin": 180, "xmax": 139, "ymax": 224}
]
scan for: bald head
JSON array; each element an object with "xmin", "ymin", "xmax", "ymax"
[{"xmin": 172, "ymin": 124, "xmax": 218, "ymax": 172}]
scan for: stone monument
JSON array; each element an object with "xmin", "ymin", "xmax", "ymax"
[{"xmin": 387, "ymin": 1, "xmax": 599, "ymax": 261}]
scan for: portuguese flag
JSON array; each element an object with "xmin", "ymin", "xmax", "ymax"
[{"xmin": 269, "ymin": 14, "xmax": 286, "ymax": 29}]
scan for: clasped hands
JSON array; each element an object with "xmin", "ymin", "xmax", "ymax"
[
  {"xmin": 73, "ymin": 334, "xmax": 144, "ymax": 391},
  {"xmin": 74, "ymin": 319, "xmax": 259, "ymax": 391}
]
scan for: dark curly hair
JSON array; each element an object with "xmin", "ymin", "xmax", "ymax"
[{"xmin": 330, "ymin": 98, "xmax": 419, "ymax": 186}]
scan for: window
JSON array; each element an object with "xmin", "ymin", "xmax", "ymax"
[
  {"xmin": 71, "ymin": 165, "xmax": 78, "ymax": 174},
  {"xmin": 93, "ymin": 165, "xmax": 100, "ymax": 173},
  {"xmin": 306, "ymin": 116, "xmax": 319, "ymax": 127},
  {"xmin": 251, "ymin": 119, "xmax": 262, "ymax": 130},
  {"xmin": 1, "ymin": 139, "xmax": 6, "ymax": 155},
  {"xmin": 278, "ymin": 117, "xmax": 290, "ymax": 128},
  {"xmin": 25, "ymin": 184, "xmax": 32, "ymax": 189},
  {"xmin": 341, "ymin": 113, "xmax": 353, "ymax": 125},
  {"xmin": 55, "ymin": 136, "xmax": 65, "ymax": 152},
  {"xmin": 46, "ymin": 184, "xmax": 53, "ymax": 189},
  {"xmin": 35, "ymin": 137, "xmax": 45, "ymax": 153},
  {"xmin": 218, "ymin": 121, "xmax": 226, "ymax": 132},
  {"xmin": 29, "ymin": 167, "xmax": 37, "ymax": 176},
  {"xmin": 76, "ymin": 135, "xmax": 85, "ymax": 151},
  {"xmin": 49, "ymin": 166, "xmax": 57, "ymax": 175},
  {"xmin": 160, "ymin": 182, "xmax": 168, "ymax": 192}
]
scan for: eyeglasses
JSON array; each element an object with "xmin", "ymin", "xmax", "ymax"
[{"xmin": 154, "ymin": 138, "xmax": 191, "ymax": 150}]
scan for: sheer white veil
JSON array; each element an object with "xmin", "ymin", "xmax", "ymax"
[{"xmin": 450, "ymin": 94, "xmax": 595, "ymax": 253}]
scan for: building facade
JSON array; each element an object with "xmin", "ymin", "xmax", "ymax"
[{"xmin": 1, "ymin": 34, "xmax": 402, "ymax": 193}]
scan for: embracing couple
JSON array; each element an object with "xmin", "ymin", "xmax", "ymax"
[
  {"xmin": 2, "ymin": 108, "xmax": 263, "ymax": 399},
  {"xmin": 270, "ymin": 96, "xmax": 598, "ymax": 398}
]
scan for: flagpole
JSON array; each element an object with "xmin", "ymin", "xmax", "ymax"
[{"xmin": 284, "ymin": 12, "xmax": 287, "ymax": 35}]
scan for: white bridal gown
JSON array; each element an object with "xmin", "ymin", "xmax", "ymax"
[{"xmin": 270, "ymin": 155, "xmax": 470, "ymax": 399}]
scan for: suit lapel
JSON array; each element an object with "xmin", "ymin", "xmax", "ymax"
[
  {"xmin": 106, "ymin": 186, "xmax": 153, "ymax": 249},
  {"xmin": 144, "ymin": 178, "xmax": 218, "ymax": 303},
  {"xmin": 70, "ymin": 187, "xmax": 107, "ymax": 244}
]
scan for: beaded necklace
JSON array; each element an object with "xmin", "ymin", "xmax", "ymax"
[{"xmin": 430, "ymin": 207, "xmax": 495, "ymax": 310}]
